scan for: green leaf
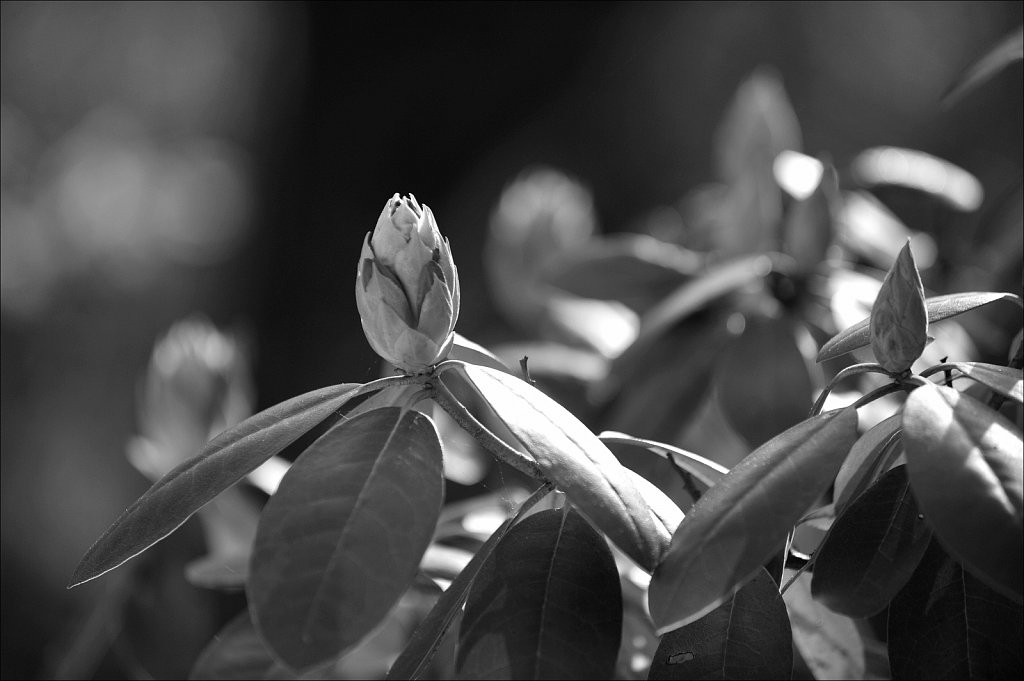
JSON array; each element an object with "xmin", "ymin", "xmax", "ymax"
[
  {"xmin": 456, "ymin": 508, "xmax": 622, "ymax": 680},
  {"xmin": 888, "ymin": 539, "xmax": 1023, "ymax": 679},
  {"xmin": 715, "ymin": 315, "xmax": 814, "ymax": 447},
  {"xmin": 648, "ymin": 567, "xmax": 792, "ymax": 680},
  {"xmin": 540, "ymin": 233, "xmax": 698, "ymax": 313},
  {"xmin": 69, "ymin": 383, "xmax": 364, "ymax": 588},
  {"xmin": 832, "ymin": 414, "xmax": 903, "ymax": 515},
  {"xmin": 598, "ymin": 431, "xmax": 729, "ymax": 488},
  {"xmin": 812, "ymin": 466, "xmax": 932, "ymax": 617},
  {"xmin": 902, "ymin": 382, "xmax": 1023, "ymax": 602},
  {"xmin": 649, "ymin": 408, "xmax": 858, "ymax": 633},
  {"xmin": 818, "ymin": 291, "xmax": 1022, "ymax": 363},
  {"xmin": 943, "ymin": 26, "xmax": 1024, "ymax": 106},
  {"xmin": 870, "ymin": 240, "xmax": 928, "ymax": 373},
  {"xmin": 456, "ymin": 363, "xmax": 677, "ymax": 572},
  {"xmin": 784, "ymin": 570, "xmax": 867, "ymax": 681},
  {"xmin": 449, "ymin": 333, "xmax": 513, "ymax": 374},
  {"xmin": 248, "ymin": 407, "xmax": 444, "ymax": 671},
  {"xmin": 387, "ymin": 483, "xmax": 554, "ymax": 681},
  {"xmin": 935, "ymin": 362, "xmax": 1023, "ymax": 404}
]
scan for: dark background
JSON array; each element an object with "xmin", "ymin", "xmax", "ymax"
[{"xmin": 2, "ymin": 2, "xmax": 1021, "ymax": 678}]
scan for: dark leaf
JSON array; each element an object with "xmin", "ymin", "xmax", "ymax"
[
  {"xmin": 870, "ymin": 240, "xmax": 928, "ymax": 373},
  {"xmin": 189, "ymin": 611, "xmax": 301, "ymax": 680},
  {"xmin": 541, "ymin": 234, "xmax": 698, "ymax": 313},
  {"xmin": 888, "ymin": 539, "xmax": 1023, "ymax": 679},
  {"xmin": 248, "ymin": 407, "xmax": 444, "ymax": 671},
  {"xmin": 70, "ymin": 383, "xmax": 364, "ymax": 587},
  {"xmin": 832, "ymin": 414, "xmax": 903, "ymax": 514},
  {"xmin": 649, "ymin": 409, "xmax": 859, "ymax": 632},
  {"xmin": 648, "ymin": 568, "xmax": 792, "ymax": 680},
  {"xmin": 817, "ymin": 291, "xmax": 1022, "ymax": 363},
  {"xmin": 902, "ymin": 383, "xmax": 1023, "ymax": 602},
  {"xmin": 388, "ymin": 483, "xmax": 554, "ymax": 681},
  {"xmin": 456, "ymin": 509, "xmax": 622, "ymax": 680},
  {"xmin": 457, "ymin": 364, "xmax": 677, "ymax": 572},
  {"xmin": 812, "ymin": 466, "xmax": 932, "ymax": 617},
  {"xmin": 715, "ymin": 315, "xmax": 814, "ymax": 447}
]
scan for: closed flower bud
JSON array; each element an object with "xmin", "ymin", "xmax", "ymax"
[{"xmin": 356, "ymin": 194, "xmax": 460, "ymax": 373}]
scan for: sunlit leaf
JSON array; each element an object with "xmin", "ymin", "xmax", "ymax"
[
  {"xmin": 598, "ymin": 431, "xmax": 729, "ymax": 488},
  {"xmin": 817, "ymin": 291, "xmax": 1022, "ymax": 363},
  {"xmin": 388, "ymin": 484, "xmax": 554, "ymax": 681},
  {"xmin": 456, "ymin": 509, "xmax": 622, "ymax": 680},
  {"xmin": 248, "ymin": 407, "xmax": 444, "ymax": 671},
  {"xmin": 870, "ymin": 240, "xmax": 928, "ymax": 373},
  {"xmin": 902, "ymin": 383, "xmax": 1024, "ymax": 602},
  {"xmin": 541, "ymin": 233, "xmax": 698, "ymax": 313},
  {"xmin": 832, "ymin": 414, "xmax": 903, "ymax": 514},
  {"xmin": 783, "ymin": 570, "xmax": 867, "ymax": 681},
  {"xmin": 715, "ymin": 315, "xmax": 814, "ymax": 447},
  {"xmin": 888, "ymin": 539, "xmax": 1023, "ymax": 679},
  {"xmin": 812, "ymin": 466, "xmax": 932, "ymax": 617},
  {"xmin": 449, "ymin": 333, "xmax": 513, "ymax": 374},
  {"xmin": 851, "ymin": 147, "xmax": 984, "ymax": 212},
  {"xmin": 943, "ymin": 26, "xmax": 1024, "ymax": 105},
  {"xmin": 456, "ymin": 363, "xmax": 676, "ymax": 571},
  {"xmin": 649, "ymin": 409, "xmax": 858, "ymax": 633},
  {"xmin": 938, "ymin": 362, "xmax": 1023, "ymax": 404},
  {"xmin": 648, "ymin": 568, "xmax": 792, "ymax": 680},
  {"xmin": 70, "ymin": 383, "xmax": 364, "ymax": 588}
]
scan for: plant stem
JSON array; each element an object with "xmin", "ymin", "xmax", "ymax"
[
  {"xmin": 809, "ymin": 363, "xmax": 891, "ymax": 417},
  {"xmin": 429, "ymin": 377, "xmax": 550, "ymax": 483}
]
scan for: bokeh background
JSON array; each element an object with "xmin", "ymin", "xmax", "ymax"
[{"xmin": 2, "ymin": 2, "xmax": 1021, "ymax": 678}]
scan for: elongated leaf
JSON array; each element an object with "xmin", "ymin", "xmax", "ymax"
[
  {"xmin": 456, "ymin": 363, "xmax": 676, "ymax": 571},
  {"xmin": 649, "ymin": 408, "xmax": 858, "ymax": 633},
  {"xmin": 248, "ymin": 407, "xmax": 444, "ymax": 671},
  {"xmin": 812, "ymin": 466, "xmax": 932, "ymax": 617},
  {"xmin": 541, "ymin": 233, "xmax": 698, "ymax": 312},
  {"xmin": 598, "ymin": 431, "xmax": 729, "ymax": 488},
  {"xmin": 449, "ymin": 333, "xmax": 513, "ymax": 374},
  {"xmin": 943, "ymin": 362, "xmax": 1023, "ymax": 404},
  {"xmin": 456, "ymin": 509, "xmax": 622, "ymax": 680},
  {"xmin": 817, "ymin": 291, "xmax": 1022, "ymax": 363},
  {"xmin": 832, "ymin": 414, "xmax": 902, "ymax": 514},
  {"xmin": 888, "ymin": 539, "xmax": 1023, "ymax": 679},
  {"xmin": 781, "ymin": 161, "xmax": 838, "ymax": 274},
  {"xmin": 715, "ymin": 315, "xmax": 814, "ymax": 447},
  {"xmin": 943, "ymin": 26, "xmax": 1024, "ymax": 105},
  {"xmin": 70, "ymin": 383, "xmax": 363, "ymax": 588},
  {"xmin": 648, "ymin": 567, "xmax": 792, "ymax": 680},
  {"xmin": 850, "ymin": 147, "xmax": 984, "ymax": 212},
  {"xmin": 387, "ymin": 484, "xmax": 554, "ymax": 681},
  {"xmin": 902, "ymin": 382, "xmax": 1024, "ymax": 602}
]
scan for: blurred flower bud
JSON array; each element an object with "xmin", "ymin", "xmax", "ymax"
[
  {"xmin": 356, "ymin": 194, "xmax": 460, "ymax": 373},
  {"xmin": 129, "ymin": 316, "xmax": 253, "ymax": 481},
  {"xmin": 486, "ymin": 167, "xmax": 596, "ymax": 329}
]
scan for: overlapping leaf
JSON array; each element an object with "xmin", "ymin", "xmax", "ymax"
[
  {"xmin": 648, "ymin": 568, "xmax": 792, "ymax": 680},
  {"xmin": 387, "ymin": 483, "xmax": 554, "ymax": 681},
  {"xmin": 598, "ymin": 431, "xmax": 729, "ymax": 488},
  {"xmin": 455, "ymin": 363, "xmax": 677, "ymax": 572},
  {"xmin": 649, "ymin": 408, "xmax": 858, "ymax": 633},
  {"xmin": 817, "ymin": 291, "xmax": 1022, "ymax": 363},
  {"xmin": 888, "ymin": 539, "xmax": 1023, "ymax": 679},
  {"xmin": 70, "ymin": 383, "xmax": 364, "ymax": 587},
  {"xmin": 928, "ymin": 362, "xmax": 1023, "ymax": 404},
  {"xmin": 248, "ymin": 407, "xmax": 444, "ymax": 671},
  {"xmin": 812, "ymin": 466, "xmax": 932, "ymax": 617},
  {"xmin": 902, "ymin": 382, "xmax": 1024, "ymax": 602},
  {"xmin": 832, "ymin": 414, "xmax": 903, "ymax": 514},
  {"xmin": 456, "ymin": 509, "xmax": 622, "ymax": 680}
]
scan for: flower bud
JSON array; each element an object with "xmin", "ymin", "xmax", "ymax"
[
  {"xmin": 356, "ymin": 194, "xmax": 460, "ymax": 373},
  {"xmin": 129, "ymin": 316, "xmax": 253, "ymax": 480}
]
